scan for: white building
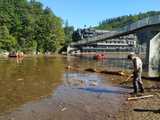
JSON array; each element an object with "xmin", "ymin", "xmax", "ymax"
[{"xmin": 81, "ymin": 34, "xmax": 137, "ymax": 52}]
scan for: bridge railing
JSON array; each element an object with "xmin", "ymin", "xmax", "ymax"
[
  {"xmin": 117, "ymin": 15, "xmax": 160, "ymax": 33},
  {"xmin": 71, "ymin": 32, "xmax": 117, "ymax": 46}
]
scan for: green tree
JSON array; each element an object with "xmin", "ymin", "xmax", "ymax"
[
  {"xmin": 64, "ymin": 21, "xmax": 74, "ymax": 44},
  {"xmin": 0, "ymin": 26, "xmax": 17, "ymax": 51},
  {"xmin": 60, "ymin": 21, "xmax": 74, "ymax": 52},
  {"xmin": 0, "ymin": 0, "xmax": 65, "ymax": 53}
]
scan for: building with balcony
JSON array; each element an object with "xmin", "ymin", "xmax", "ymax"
[{"xmin": 81, "ymin": 34, "xmax": 137, "ymax": 52}]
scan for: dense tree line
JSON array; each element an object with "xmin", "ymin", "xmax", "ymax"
[
  {"xmin": 61, "ymin": 21, "xmax": 74, "ymax": 52},
  {"xmin": 97, "ymin": 11, "xmax": 160, "ymax": 30},
  {"xmin": 0, "ymin": 0, "xmax": 73, "ymax": 54}
]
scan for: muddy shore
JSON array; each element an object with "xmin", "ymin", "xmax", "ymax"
[
  {"xmin": 0, "ymin": 72, "xmax": 159, "ymax": 120},
  {"xmin": 106, "ymin": 74, "xmax": 160, "ymax": 120}
]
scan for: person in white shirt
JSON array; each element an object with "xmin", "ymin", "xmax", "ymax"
[{"xmin": 128, "ymin": 53, "xmax": 144, "ymax": 94}]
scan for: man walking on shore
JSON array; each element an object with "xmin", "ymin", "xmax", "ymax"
[{"xmin": 127, "ymin": 53, "xmax": 144, "ymax": 94}]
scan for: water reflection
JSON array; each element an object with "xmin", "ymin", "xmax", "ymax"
[
  {"xmin": 77, "ymin": 55, "xmax": 160, "ymax": 77},
  {"xmin": 0, "ymin": 57, "xmax": 65, "ymax": 113},
  {"xmin": 78, "ymin": 87, "xmax": 128, "ymax": 94},
  {"xmin": 64, "ymin": 72, "xmax": 102, "ymax": 88},
  {"xmin": 77, "ymin": 55, "xmax": 132, "ymax": 72},
  {"xmin": 0, "ymin": 55, "xmax": 159, "ymax": 114}
]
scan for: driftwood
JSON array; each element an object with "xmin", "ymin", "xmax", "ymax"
[
  {"xmin": 142, "ymin": 76, "xmax": 160, "ymax": 81},
  {"xmin": 84, "ymin": 67, "xmax": 160, "ymax": 80},
  {"xmin": 84, "ymin": 68, "xmax": 97, "ymax": 72},
  {"xmin": 65, "ymin": 65, "xmax": 81, "ymax": 71},
  {"xmin": 99, "ymin": 70, "xmax": 126, "ymax": 76},
  {"xmin": 66, "ymin": 66, "xmax": 160, "ymax": 80},
  {"xmin": 128, "ymin": 95, "xmax": 154, "ymax": 101},
  {"xmin": 84, "ymin": 68, "xmax": 126, "ymax": 76},
  {"xmin": 66, "ymin": 66, "xmax": 127, "ymax": 76}
]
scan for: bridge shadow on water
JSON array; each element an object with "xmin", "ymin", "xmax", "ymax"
[{"xmin": 78, "ymin": 87, "xmax": 129, "ymax": 95}]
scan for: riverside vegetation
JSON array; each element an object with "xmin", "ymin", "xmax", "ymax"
[{"xmin": 0, "ymin": 0, "xmax": 73, "ymax": 54}]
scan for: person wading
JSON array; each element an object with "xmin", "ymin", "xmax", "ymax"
[{"xmin": 127, "ymin": 53, "xmax": 144, "ymax": 94}]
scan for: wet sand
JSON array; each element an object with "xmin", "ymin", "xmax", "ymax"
[
  {"xmin": 0, "ymin": 86, "xmax": 127, "ymax": 120},
  {"xmin": 0, "ymin": 73, "xmax": 159, "ymax": 120}
]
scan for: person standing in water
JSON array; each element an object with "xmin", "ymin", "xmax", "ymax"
[{"xmin": 127, "ymin": 53, "xmax": 144, "ymax": 94}]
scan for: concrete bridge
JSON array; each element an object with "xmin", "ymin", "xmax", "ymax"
[
  {"xmin": 71, "ymin": 15, "xmax": 160, "ymax": 46},
  {"xmin": 69, "ymin": 15, "xmax": 160, "ymax": 77}
]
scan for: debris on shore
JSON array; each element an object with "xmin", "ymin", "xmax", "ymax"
[{"xmin": 65, "ymin": 65, "xmax": 160, "ymax": 81}]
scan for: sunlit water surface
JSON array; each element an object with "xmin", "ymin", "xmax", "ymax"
[{"xmin": 0, "ymin": 55, "xmax": 159, "ymax": 114}]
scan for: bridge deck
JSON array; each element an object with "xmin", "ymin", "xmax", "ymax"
[{"xmin": 71, "ymin": 15, "xmax": 160, "ymax": 46}]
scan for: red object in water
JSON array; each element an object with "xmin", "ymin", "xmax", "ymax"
[{"xmin": 94, "ymin": 53, "xmax": 107, "ymax": 60}]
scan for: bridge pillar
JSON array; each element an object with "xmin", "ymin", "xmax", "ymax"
[
  {"xmin": 148, "ymin": 32, "xmax": 160, "ymax": 77},
  {"xmin": 146, "ymin": 32, "xmax": 160, "ymax": 77},
  {"xmin": 67, "ymin": 45, "xmax": 79, "ymax": 55},
  {"xmin": 67, "ymin": 45, "xmax": 71, "ymax": 54}
]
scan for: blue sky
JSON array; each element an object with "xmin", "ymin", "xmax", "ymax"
[{"xmin": 38, "ymin": 0, "xmax": 160, "ymax": 28}]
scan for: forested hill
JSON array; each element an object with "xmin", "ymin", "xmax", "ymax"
[
  {"xmin": 96, "ymin": 11, "xmax": 160, "ymax": 30},
  {"xmin": 0, "ymin": 0, "xmax": 67, "ymax": 53}
]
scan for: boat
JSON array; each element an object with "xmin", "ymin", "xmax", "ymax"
[
  {"xmin": 8, "ymin": 51, "xmax": 24, "ymax": 58},
  {"xmin": 94, "ymin": 53, "xmax": 107, "ymax": 60},
  {"xmin": 8, "ymin": 51, "xmax": 17, "ymax": 57}
]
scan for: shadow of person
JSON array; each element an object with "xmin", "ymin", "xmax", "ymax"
[{"xmin": 134, "ymin": 108, "xmax": 160, "ymax": 113}]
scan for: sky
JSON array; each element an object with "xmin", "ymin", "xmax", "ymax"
[{"xmin": 38, "ymin": 0, "xmax": 160, "ymax": 29}]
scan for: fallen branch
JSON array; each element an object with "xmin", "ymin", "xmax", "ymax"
[
  {"xmin": 66, "ymin": 66, "xmax": 160, "ymax": 81},
  {"xmin": 84, "ymin": 68, "xmax": 126, "ymax": 76},
  {"xmin": 66, "ymin": 66, "xmax": 127, "ymax": 76},
  {"xmin": 142, "ymin": 76, "xmax": 160, "ymax": 81},
  {"xmin": 84, "ymin": 68, "xmax": 97, "ymax": 72},
  {"xmin": 99, "ymin": 70, "xmax": 126, "ymax": 76},
  {"xmin": 65, "ymin": 65, "xmax": 81, "ymax": 71}
]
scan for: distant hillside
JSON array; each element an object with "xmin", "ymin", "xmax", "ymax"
[{"xmin": 96, "ymin": 11, "xmax": 160, "ymax": 30}]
